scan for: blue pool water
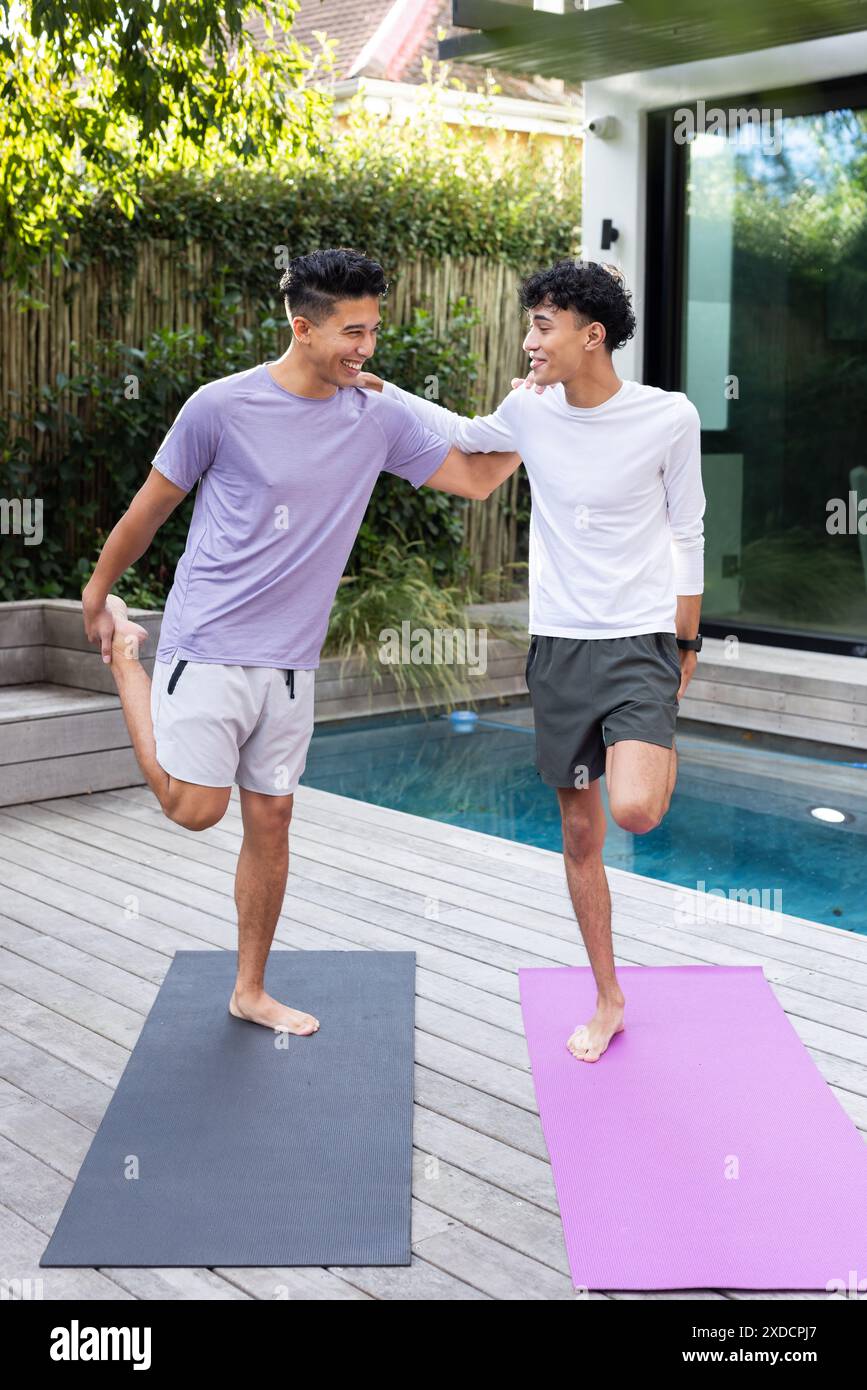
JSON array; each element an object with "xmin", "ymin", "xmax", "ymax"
[{"xmin": 304, "ymin": 709, "xmax": 867, "ymax": 934}]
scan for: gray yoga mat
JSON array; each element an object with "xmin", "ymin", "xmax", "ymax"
[{"xmin": 41, "ymin": 950, "xmax": 416, "ymax": 1268}]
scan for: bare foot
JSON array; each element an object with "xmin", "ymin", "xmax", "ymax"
[
  {"xmin": 567, "ymin": 1000, "xmax": 625, "ymax": 1063},
  {"xmin": 229, "ymin": 988, "xmax": 320, "ymax": 1036},
  {"xmin": 105, "ymin": 593, "xmax": 149, "ymax": 663}
]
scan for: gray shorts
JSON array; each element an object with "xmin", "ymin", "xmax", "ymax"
[
  {"xmin": 151, "ymin": 656, "xmax": 316, "ymax": 795},
  {"xmin": 524, "ymin": 632, "xmax": 681, "ymax": 787}
]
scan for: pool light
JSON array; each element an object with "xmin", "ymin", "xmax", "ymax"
[{"xmin": 808, "ymin": 806, "xmax": 850, "ymax": 824}]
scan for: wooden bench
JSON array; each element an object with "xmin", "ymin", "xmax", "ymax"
[{"xmin": 0, "ymin": 600, "xmax": 161, "ymax": 807}]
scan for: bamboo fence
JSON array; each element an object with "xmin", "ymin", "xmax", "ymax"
[{"xmin": 0, "ymin": 242, "xmax": 529, "ymax": 594}]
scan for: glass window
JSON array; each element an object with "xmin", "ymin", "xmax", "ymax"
[{"xmin": 682, "ymin": 104, "xmax": 867, "ymax": 643}]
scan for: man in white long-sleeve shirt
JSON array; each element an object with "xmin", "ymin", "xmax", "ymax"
[{"xmin": 360, "ymin": 259, "xmax": 706, "ymax": 1063}]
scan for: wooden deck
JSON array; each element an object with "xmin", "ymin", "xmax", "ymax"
[{"xmin": 1, "ymin": 780, "xmax": 865, "ymax": 1301}]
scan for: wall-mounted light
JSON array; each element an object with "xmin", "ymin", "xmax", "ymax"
[{"xmin": 601, "ymin": 218, "xmax": 620, "ymax": 251}]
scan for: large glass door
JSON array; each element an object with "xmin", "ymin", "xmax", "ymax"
[{"xmin": 647, "ymin": 81, "xmax": 867, "ymax": 654}]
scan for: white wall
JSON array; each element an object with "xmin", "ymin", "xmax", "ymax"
[
  {"xmin": 581, "ymin": 27, "xmax": 867, "ymax": 381},
  {"xmin": 581, "ymin": 87, "xmax": 647, "ymax": 379}
]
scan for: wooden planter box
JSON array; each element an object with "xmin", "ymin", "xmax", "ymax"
[{"xmin": 0, "ymin": 601, "xmax": 529, "ymax": 807}]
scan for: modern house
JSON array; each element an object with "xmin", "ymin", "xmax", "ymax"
[
  {"xmin": 442, "ymin": 0, "xmax": 867, "ymax": 659},
  {"xmin": 248, "ymin": 0, "xmax": 584, "ymax": 151}
]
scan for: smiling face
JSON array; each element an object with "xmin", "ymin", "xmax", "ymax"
[
  {"xmin": 521, "ymin": 298, "xmax": 606, "ymax": 385},
  {"xmin": 292, "ymin": 295, "xmax": 382, "ymax": 388}
]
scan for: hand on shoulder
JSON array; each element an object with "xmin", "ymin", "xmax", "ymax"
[
  {"xmin": 357, "ymin": 371, "xmax": 384, "ymax": 392},
  {"xmin": 510, "ymin": 370, "xmax": 547, "ymax": 394}
]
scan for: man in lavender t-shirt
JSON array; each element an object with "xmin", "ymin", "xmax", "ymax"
[{"xmin": 82, "ymin": 248, "xmax": 521, "ymax": 1036}]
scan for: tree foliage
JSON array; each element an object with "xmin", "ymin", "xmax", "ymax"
[{"xmin": 0, "ymin": 0, "xmax": 331, "ymax": 286}]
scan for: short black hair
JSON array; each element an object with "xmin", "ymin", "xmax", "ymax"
[
  {"xmin": 279, "ymin": 248, "xmax": 389, "ymax": 325},
  {"xmin": 519, "ymin": 259, "xmax": 636, "ymax": 352}
]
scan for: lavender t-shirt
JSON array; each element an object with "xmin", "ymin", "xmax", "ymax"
[{"xmin": 151, "ymin": 363, "xmax": 451, "ymax": 668}]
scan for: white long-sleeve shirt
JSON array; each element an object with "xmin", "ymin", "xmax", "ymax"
[{"xmin": 383, "ymin": 377, "xmax": 705, "ymax": 639}]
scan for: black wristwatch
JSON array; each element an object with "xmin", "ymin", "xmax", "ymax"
[{"xmin": 676, "ymin": 634, "xmax": 703, "ymax": 652}]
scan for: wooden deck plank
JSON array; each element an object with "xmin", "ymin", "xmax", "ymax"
[
  {"xmin": 0, "ymin": 1201, "xmax": 130, "ymax": 1301},
  {"xmin": 0, "ymin": 858, "xmax": 223, "ymax": 960},
  {"xmin": 0, "ymin": 1026, "xmax": 114, "ymax": 1132},
  {"xmin": 409, "ymin": 1222, "xmax": 575, "ymax": 1300}
]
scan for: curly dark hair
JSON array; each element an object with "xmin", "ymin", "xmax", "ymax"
[
  {"xmin": 279, "ymin": 247, "xmax": 389, "ymax": 324},
  {"xmin": 519, "ymin": 259, "xmax": 637, "ymax": 352}
]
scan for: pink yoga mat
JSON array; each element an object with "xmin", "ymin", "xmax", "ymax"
[{"xmin": 519, "ymin": 964, "xmax": 867, "ymax": 1291}]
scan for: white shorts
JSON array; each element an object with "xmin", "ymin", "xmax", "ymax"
[{"xmin": 150, "ymin": 657, "xmax": 316, "ymax": 795}]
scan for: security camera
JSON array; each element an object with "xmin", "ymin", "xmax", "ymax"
[{"xmin": 586, "ymin": 116, "xmax": 619, "ymax": 140}]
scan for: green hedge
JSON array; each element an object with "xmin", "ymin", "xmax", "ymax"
[{"xmin": 75, "ymin": 102, "xmax": 581, "ymax": 324}]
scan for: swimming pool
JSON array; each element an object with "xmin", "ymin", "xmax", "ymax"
[{"xmin": 304, "ymin": 707, "xmax": 867, "ymax": 935}]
